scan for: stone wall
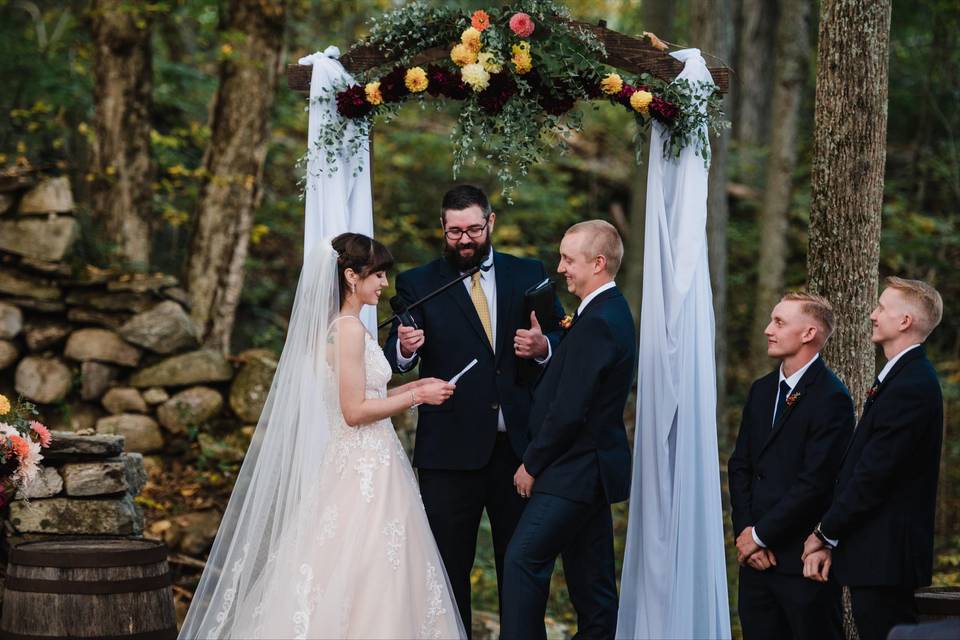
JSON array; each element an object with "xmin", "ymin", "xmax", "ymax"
[{"xmin": 0, "ymin": 176, "xmax": 275, "ymax": 542}]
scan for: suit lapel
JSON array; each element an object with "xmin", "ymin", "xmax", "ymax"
[
  {"xmin": 841, "ymin": 346, "xmax": 927, "ymax": 464},
  {"xmin": 861, "ymin": 345, "xmax": 926, "ymax": 418},
  {"xmin": 758, "ymin": 358, "xmax": 825, "ymax": 456},
  {"xmin": 437, "ymin": 260, "xmax": 493, "ymax": 355},
  {"xmin": 493, "ymin": 252, "xmax": 514, "ymax": 364}
]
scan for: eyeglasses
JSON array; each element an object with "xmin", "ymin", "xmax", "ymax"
[{"xmin": 444, "ymin": 220, "xmax": 489, "ymax": 241}]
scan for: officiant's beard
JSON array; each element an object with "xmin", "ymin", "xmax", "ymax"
[{"xmin": 443, "ymin": 236, "xmax": 491, "ymax": 271}]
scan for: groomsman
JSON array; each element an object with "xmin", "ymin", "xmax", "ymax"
[
  {"xmin": 803, "ymin": 277, "xmax": 944, "ymax": 640},
  {"xmin": 729, "ymin": 292, "xmax": 853, "ymax": 640},
  {"xmin": 502, "ymin": 220, "xmax": 636, "ymax": 640},
  {"xmin": 384, "ymin": 185, "xmax": 564, "ymax": 635}
]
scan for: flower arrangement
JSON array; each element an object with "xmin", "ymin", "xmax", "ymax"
[
  {"xmin": 785, "ymin": 392, "xmax": 802, "ymax": 407},
  {"xmin": 312, "ymin": 0, "xmax": 726, "ymax": 196},
  {"xmin": 559, "ymin": 314, "xmax": 574, "ymax": 330},
  {"xmin": 0, "ymin": 393, "xmax": 53, "ymax": 507}
]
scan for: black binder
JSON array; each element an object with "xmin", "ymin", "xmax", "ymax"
[{"xmin": 516, "ymin": 278, "xmax": 559, "ymax": 385}]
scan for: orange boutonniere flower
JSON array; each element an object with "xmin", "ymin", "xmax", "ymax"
[
  {"xmin": 471, "ymin": 10, "xmax": 491, "ymax": 31},
  {"xmin": 785, "ymin": 392, "xmax": 801, "ymax": 407},
  {"xmin": 559, "ymin": 314, "xmax": 574, "ymax": 330}
]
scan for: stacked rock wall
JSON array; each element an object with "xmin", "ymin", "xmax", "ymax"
[{"xmin": 0, "ymin": 176, "xmax": 276, "ymax": 537}]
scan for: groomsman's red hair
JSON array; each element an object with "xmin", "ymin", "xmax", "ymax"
[
  {"xmin": 884, "ymin": 277, "xmax": 943, "ymax": 339},
  {"xmin": 782, "ymin": 291, "xmax": 836, "ymax": 342}
]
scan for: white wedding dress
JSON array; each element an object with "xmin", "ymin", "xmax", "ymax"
[{"xmin": 237, "ymin": 319, "xmax": 464, "ymax": 638}]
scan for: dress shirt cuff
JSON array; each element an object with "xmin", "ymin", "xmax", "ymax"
[
  {"xmin": 534, "ymin": 339, "xmax": 553, "ymax": 365},
  {"xmin": 395, "ymin": 340, "xmax": 417, "ymax": 371},
  {"xmin": 751, "ymin": 527, "xmax": 767, "ymax": 549}
]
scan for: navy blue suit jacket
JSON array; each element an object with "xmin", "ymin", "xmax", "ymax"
[
  {"xmin": 821, "ymin": 346, "xmax": 943, "ymax": 588},
  {"xmin": 384, "ymin": 251, "xmax": 564, "ymax": 471},
  {"xmin": 728, "ymin": 357, "xmax": 854, "ymax": 575},
  {"xmin": 523, "ymin": 286, "xmax": 636, "ymax": 504}
]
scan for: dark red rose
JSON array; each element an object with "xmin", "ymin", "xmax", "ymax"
[
  {"xmin": 378, "ymin": 66, "xmax": 410, "ymax": 103},
  {"xmin": 617, "ymin": 84, "xmax": 637, "ymax": 108},
  {"xmin": 650, "ymin": 96, "xmax": 680, "ymax": 125},
  {"xmin": 478, "ymin": 72, "xmax": 517, "ymax": 114},
  {"xmin": 427, "ymin": 64, "xmax": 470, "ymax": 100},
  {"xmin": 335, "ymin": 85, "xmax": 372, "ymax": 118}
]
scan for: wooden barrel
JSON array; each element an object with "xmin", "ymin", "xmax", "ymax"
[{"xmin": 0, "ymin": 537, "xmax": 176, "ymax": 639}]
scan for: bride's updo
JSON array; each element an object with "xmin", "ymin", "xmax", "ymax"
[{"xmin": 331, "ymin": 233, "xmax": 394, "ymax": 304}]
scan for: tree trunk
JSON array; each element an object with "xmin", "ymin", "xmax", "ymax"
[
  {"xmin": 735, "ymin": 0, "xmax": 778, "ymax": 148},
  {"xmin": 808, "ymin": 0, "xmax": 890, "ymax": 410},
  {"xmin": 748, "ymin": 0, "xmax": 811, "ymax": 370},
  {"xmin": 89, "ymin": 0, "xmax": 154, "ymax": 269},
  {"xmin": 623, "ymin": 0, "xmax": 675, "ymax": 322},
  {"xmin": 186, "ymin": 0, "xmax": 286, "ymax": 353},
  {"xmin": 692, "ymin": 0, "xmax": 734, "ymax": 442},
  {"xmin": 808, "ymin": 4, "xmax": 891, "ymax": 632}
]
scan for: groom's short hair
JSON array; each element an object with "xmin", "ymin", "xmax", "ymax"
[
  {"xmin": 441, "ymin": 185, "xmax": 492, "ymax": 222},
  {"xmin": 782, "ymin": 291, "xmax": 835, "ymax": 342},
  {"xmin": 566, "ymin": 220, "xmax": 623, "ymax": 277}
]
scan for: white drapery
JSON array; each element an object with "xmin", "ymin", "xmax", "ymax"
[
  {"xmin": 299, "ymin": 46, "xmax": 376, "ymax": 335},
  {"xmin": 616, "ymin": 49, "xmax": 731, "ymax": 640}
]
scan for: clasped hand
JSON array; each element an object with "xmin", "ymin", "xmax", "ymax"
[{"xmin": 736, "ymin": 527, "xmax": 778, "ymax": 571}]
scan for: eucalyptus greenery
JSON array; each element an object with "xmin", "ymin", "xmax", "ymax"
[{"xmin": 309, "ymin": 0, "xmax": 727, "ymax": 198}]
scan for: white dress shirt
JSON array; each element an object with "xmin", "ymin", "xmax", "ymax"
[
  {"xmin": 577, "ymin": 281, "xmax": 617, "ymax": 317},
  {"xmin": 753, "ymin": 353, "xmax": 820, "ymax": 548}
]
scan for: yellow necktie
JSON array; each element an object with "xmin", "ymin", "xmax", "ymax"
[{"xmin": 470, "ymin": 271, "xmax": 494, "ymax": 349}]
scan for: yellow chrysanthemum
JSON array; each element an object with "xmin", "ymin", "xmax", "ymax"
[
  {"xmin": 512, "ymin": 42, "xmax": 531, "ymax": 55},
  {"xmin": 405, "ymin": 67, "xmax": 428, "ymax": 93},
  {"xmin": 478, "ymin": 51, "xmax": 502, "ymax": 74},
  {"xmin": 461, "ymin": 27, "xmax": 482, "ymax": 53},
  {"xmin": 450, "ymin": 43, "xmax": 478, "ymax": 67},
  {"xmin": 600, "ymin": 73, "xmax": 623, "ymax": 95},
  {"xmin": 630, "ymin": 90, "xmax": 653, "ymax": 115},
  {"xmin": 365, "ymin": 81, "xmax": 383, "ymax": 105},
  {"xmin": 512, "ymin": 51, "xmax": 532, "ymax": 74},
  {"xmin": 461, "ymin": 63, "xmax": 491, "ymax": 92},
  {"xmin": 0, "ymin": 394, "xmax": 9, "ymax": 415}
]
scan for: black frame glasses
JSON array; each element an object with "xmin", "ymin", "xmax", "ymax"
[{"xmin": 443, "ymin": 219, "xmax": 489, "ymax": 241}]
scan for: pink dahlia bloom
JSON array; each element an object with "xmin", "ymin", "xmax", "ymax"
[{"xmin": 509, "ymin": 12, "xmax": 535, "ymax": 38}]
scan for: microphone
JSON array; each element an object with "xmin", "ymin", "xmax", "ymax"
[{"xmin": 377, "ymin": 259, "xmax": 490, "ymax": 329}]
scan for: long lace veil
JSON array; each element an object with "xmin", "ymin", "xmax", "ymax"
[{"xmin": 178, "ymin": 241, "xmax": 340, "ymax": 638}]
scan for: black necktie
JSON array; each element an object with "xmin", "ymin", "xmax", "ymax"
[
  {"xmin": 572, "ymin": 310, "xmax": 580, "ymax": 325},
  {"xmin": 773, "ymin": 380, "xmax": 791, "ymax": 427}
]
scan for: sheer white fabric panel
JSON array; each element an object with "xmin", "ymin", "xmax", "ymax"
[
  {"xmin": 300, "ymin": 47, "xmax": 376, "ymax": 334},
  {"xmin": 616, "ymin": 49, "xmax": 732, "ymax": 640}
]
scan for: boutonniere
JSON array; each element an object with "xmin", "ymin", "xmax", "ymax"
[
  {"xmin": 865, "ymin": 386, "xmax": 879, "ymax": 402},
  {"xmin": 785, "ymin": 392, "xmax": 801, "ymax": 407},
  {"xmin": 559, "ymin": 314, "xmax": 574, "ymax": 330}
]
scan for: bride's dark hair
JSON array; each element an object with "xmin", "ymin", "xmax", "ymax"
[{"xmin": 331, "ymin": 233, "xmax": 394, "ymax": 305}]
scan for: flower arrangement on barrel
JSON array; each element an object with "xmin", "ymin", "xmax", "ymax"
[
  {"xmin": 314, "ymin": 0, "xmax": 726, "ymax": 194},
  {"xmin": 0, "ymin": 393, "xmax": 53, "ymax": 507}
]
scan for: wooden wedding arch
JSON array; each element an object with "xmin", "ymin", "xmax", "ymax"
[{"xmin": 285, "ymin": 20, "xmax": 730, "ymax": 94}]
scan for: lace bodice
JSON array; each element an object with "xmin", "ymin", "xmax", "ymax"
[{"xmin": 362, "ymin": 328, "xmax": 392, "ymax": 400}]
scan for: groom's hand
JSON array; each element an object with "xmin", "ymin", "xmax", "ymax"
[
  {"xmin": 513, "ymin": 464, "xmax": 535, "ymax": 498},
  {"xmin": 514, "ymin": 311, "xmax": 548, "ymax": 360}
]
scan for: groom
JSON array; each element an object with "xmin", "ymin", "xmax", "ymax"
[{"xmin": 502, "ymin": 220, "xmax": 636, "ymax": 640}]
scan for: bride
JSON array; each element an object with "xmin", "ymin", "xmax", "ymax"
[{"xmin": 178, "ymin": 233, "xmax": 466, "ymax": 639}]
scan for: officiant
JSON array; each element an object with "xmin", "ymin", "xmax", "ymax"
[{"xmin": 384, "ymin": 184, "xmax": 565, "ymax": 634}]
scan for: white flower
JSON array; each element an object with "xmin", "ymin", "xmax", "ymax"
[{"xmin": 461, "ymin": 63, "xmax": 491, "ymax": 92}]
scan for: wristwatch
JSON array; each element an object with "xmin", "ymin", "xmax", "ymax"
[{"xmin": 814, "ymin": 523, "xmax": 836, "ymax": 550}]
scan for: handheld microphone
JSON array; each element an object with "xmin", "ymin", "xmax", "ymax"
[{"xmin": 389, "ymin": 295, "xmax": 418, "ymax": 328}]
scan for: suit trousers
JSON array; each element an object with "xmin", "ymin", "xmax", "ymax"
[
  {"xmin": 501, "ymin": 492, "xmax": 617, "ymax": 640},
  {"xmin": 417, "ymin": 433, "xmax": 526, "ymax": 638},
  {"xmin": 850, "ymin": 585, "xmax": 918, "ymax": 640},
  {"xmin": 738, "ymin": 566, "xmax": 842, "ymax": 640}
]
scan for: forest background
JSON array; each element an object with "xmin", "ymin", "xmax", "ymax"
[{"xmin": 1, "ymin": 0, "xmax": 957, "ymax": 634}]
